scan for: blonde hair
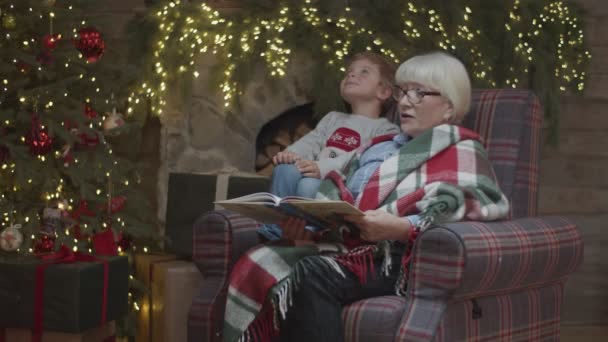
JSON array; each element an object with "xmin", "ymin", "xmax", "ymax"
[
  {"xmin": 346, "ymin": 51, "xmax": 396, "ymax": 88},
  {"xmin": 395, "ymin": 51, "xmax": 471, "ymax": 123}
]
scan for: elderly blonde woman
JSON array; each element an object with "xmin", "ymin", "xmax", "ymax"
[{"xmin": 223, "ymin": 52, "xmax": 510, "ymax": 342}]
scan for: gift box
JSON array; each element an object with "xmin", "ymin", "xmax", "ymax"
[
  {"xmin": 151, "ymin": 260, "xmax": 203, "ymax": 342},
  {"xmin": 133, "ymin": 253, "xmax": 177, "ymax": 342},
  {"xmin": 1, "ymin": 321, "xmax": 115, "ymax": 342},
  {"xmin": 0, "ymin": 254, "xmax": 128, "ymax": 333},
  {"xmin": 165, "ymin": 171, "xmax": 269, "ymax": 257}
]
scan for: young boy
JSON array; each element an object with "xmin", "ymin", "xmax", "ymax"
[{"xmin": 258, "ymin": 52, "xmax": 400, "ymax": 240}]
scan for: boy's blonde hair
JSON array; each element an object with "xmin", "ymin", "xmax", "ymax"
[
  {"xmin": 395, "ymin": 51, "xmax": 471, "ymax": 123},
  {"xmin": 345, "ymin": 51, "xmax": 397, "ymax": 116},
  {"xmin": 346, "ymin": 51, "xmax": 396, "ymax": 88}
]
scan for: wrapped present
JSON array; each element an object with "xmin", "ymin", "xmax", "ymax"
[
  {"xmin": 133, "ymin": 253, "xmax": 177, "ymax": 342},
  {"xmin": 165, "ymin": 170, "xmax": 269, "ymax": 257},
  {"xmin": 1, "ymin": 321, "xmax": 115, "ymax": 342},
  {"xmin": 151, "ymin": 260, "xmax": 203, "ymax": 342},
  {"xmin": 0, "ymin": 248, "xmax": 128, "ymax": 334}
]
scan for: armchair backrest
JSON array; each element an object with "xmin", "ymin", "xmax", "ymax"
[{"xmin": 462, "ymin": 89, "xmax": 543, "ymax": 218}]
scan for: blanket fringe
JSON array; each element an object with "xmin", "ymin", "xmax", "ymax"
[
  {"xmin": 395, "ymin": 227, "xmax": 420, "ymax": 296},
  {"xmin": 276, "ymin": 278, "xmax": 294, "ymax": 320},
  {"xmin": 240, "ymin": 303, "xmax": 277, "ymax": 342},
  {"xmin": 379, "ymin": 240, "xmax": 392, "ymax": 276},
  {"xmin": 334, "ymin": 245, "xmax": 377, "ymax": 284}
]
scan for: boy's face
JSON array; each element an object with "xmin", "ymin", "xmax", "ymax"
[{"xmin": 340, "ymin": 58, "xmax": 391, "ymax": 105}]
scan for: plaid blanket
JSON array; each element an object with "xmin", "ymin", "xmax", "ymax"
[
  {"xmin": 223, "ymin": 124, "xmax": 509, "ymax": 341},
  {"xmin": 319, "ymin": 124, "xmax": 509, "ymax": 224}
]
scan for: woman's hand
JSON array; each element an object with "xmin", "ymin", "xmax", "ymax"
[
  {"xmin": 344, "ymin": 210, "xmax": 412, "ymax": 243},
  {"xmin": 280, "ymin": 217, "xmax": 314, "ymax": 245},
  {"xmin": 272, "ymin": 151, "xmax": 301, "ymax": 165},
  {"xmin": 295, "ymin": 159, "xmax": 321, "ymax": 178}
]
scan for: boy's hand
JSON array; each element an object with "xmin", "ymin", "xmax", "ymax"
[
  {"xmin": 273, "ymin": 151, "xmax": 301, "ymax": 165},
  {"xmin": 295, "ymin": 159, "xmax": 321, "ymax": 178},
  {"xmin": 280, "ymin": 217, "xmax": 314, "ymax": 244}
]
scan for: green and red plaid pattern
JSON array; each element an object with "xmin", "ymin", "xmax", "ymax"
[
  {"xmin": 319, "ymin": 124, "xmax": 510, "ymax": 235},
  {"xmin": 395, "ymin": 216, "xmax": 582, "ymax": 341},
  {"xmin": 222, "ymin": 124, "xmax": 510, "ymax": 341},
  {"xmin": 223, "ymin": 244, "xmax": 345, "ymax": 341},
  {"xmin": 188, "ymin": 90, "xmax": 581, "ymax": 342}
]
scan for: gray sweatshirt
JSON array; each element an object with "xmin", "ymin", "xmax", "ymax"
[{"xmin": 286, "ymin": 111, "xmax": 400, "ymax": 177}]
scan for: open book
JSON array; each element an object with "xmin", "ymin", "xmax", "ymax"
[{"xmin": 214, "ymin": 192, "xmax": 364, "ymax": 228}]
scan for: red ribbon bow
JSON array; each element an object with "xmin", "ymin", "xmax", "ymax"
[{"xmin": 31, "ymin": 245, "xmax": 109, "ymax": 342}]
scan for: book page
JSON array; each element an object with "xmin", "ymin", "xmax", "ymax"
[
  {"xmin": 285, "ymin": 200, "xmax": 363, "ymax": 226},
  {"xmin": 215, "ymin": 192, "xmax": 281, "ymax": 205},
  {"xmin": 215, "ymin": 192, "xmax": 364, "ymax": 228}
]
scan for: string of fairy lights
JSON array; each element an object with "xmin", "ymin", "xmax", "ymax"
[
  {"xmin": 0, "ymin": 2, "xmax": 143, "ymax": 255},
  {"xmin": 127, "ymin": 0, "xmax": 590, "ymax": 120}
]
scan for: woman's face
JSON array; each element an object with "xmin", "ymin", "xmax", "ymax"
[{"xmin": 396, "ymin": 82, "xmax": 453, "ymax": 137}]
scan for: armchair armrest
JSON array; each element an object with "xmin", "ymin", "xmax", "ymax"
[
  {"xmin": 189, "ymin": 210, "xmax": 261, "ymax": 342},
  {"xmin": 407, "ymin": 216, "xmax": 583, "ymax": 300},
  {"xmin": 192, "ymin": 210, "xmax": 261, "ymax": 277}
]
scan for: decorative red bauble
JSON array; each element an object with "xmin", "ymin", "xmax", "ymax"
[
  {"xmin": 74, "ymin": 27, "xmax": 105, "ymax": 63},
  {"xmin": 71, "ymin": 199, "xmax": 96, "ymax": 220},
  {"xmin": 36, "ymin": 50, "xmax": 56, "ymax": 65},
  {"xmin": 34, "ymin": 234, "xmax": 56, "ymax": 254},
  {"xmin": 26, "ymin": 114, "xmax": 54, "ymax": 155},
  {"xmin": 98, "ymin": 196, "xmax": 127, "ymax": 214},
  {"xmin": 84, "ymin": 103, "xmax": 97, "ymax": 119},
  {"xmin": 42, "ymin": 33, "xmax": 61, "ymax": 50},
  {"xmin": 63, "ymin": 119, "xmax": 77, "ymax": 131},
  {"xmin": 110, "ymin": 196, "xmax": 126, "ymax": 213},
  {"xmin": 76, "ymin": 131, "xmax": 100, "ymax": 148},
  {"xmin": 92, "ymin": 229, "xmax": 118, "ymax": 256}
]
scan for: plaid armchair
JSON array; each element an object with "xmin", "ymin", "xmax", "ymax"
[{"xmin": 188, "ymin": 89, "xmax": 584, "ymax": 342}]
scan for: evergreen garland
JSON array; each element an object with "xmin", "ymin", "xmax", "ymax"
[{"xmin": 129, "ymin": 0, "xmax": 590, "ymax": 143}]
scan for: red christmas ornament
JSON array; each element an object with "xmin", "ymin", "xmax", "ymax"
[
  {"xmin": 110, "ymin": 196, "xmax": 126, "ymax": 213},
  {"xmin": 98, "ymin": 196, "xmax": 127, "ymax": 214},
  {"xmin": 42, "ymin": 33, "xmax": 62, "ymax": 50},
  {"xmin": 34, "ymin": 234, "xmax": 56, "ymax": 254},
  {"xmin": 76, "ymin": 131, "xmax": 100, "ymax": 148},
  {"xmin": 84, "ymin": 103, "xmax": 97, "ymax": 119},
  {"xmin": 92, "ymin": 229, "xmax": 118, "ymax": 256},
  {"xmin": 71, "ymin": 199, "xmax": 96, "ymax": 220},
  {"xmin": 63, "ymin": 119, "xmax": 78, "ymax": 131},
  {"xmin": 36, "ymin": 50, "xmax": 56, "ymax": 65},
  {"xmin": 73, "ymin": 27, "xmax": 105, "ymax": 63},
  {"xmin": 26, "ymin": 114, "xmax": 54, "ymax": 155}
]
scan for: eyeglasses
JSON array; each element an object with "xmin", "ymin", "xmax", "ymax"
[{"xmin": 392, "ymin": 85, "xmax": 442, "ymax": 104}]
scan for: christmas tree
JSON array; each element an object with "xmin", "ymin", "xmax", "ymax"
[{"xmin": 0, "ymin": 0, "xmax": 156, "ymax": 256}]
